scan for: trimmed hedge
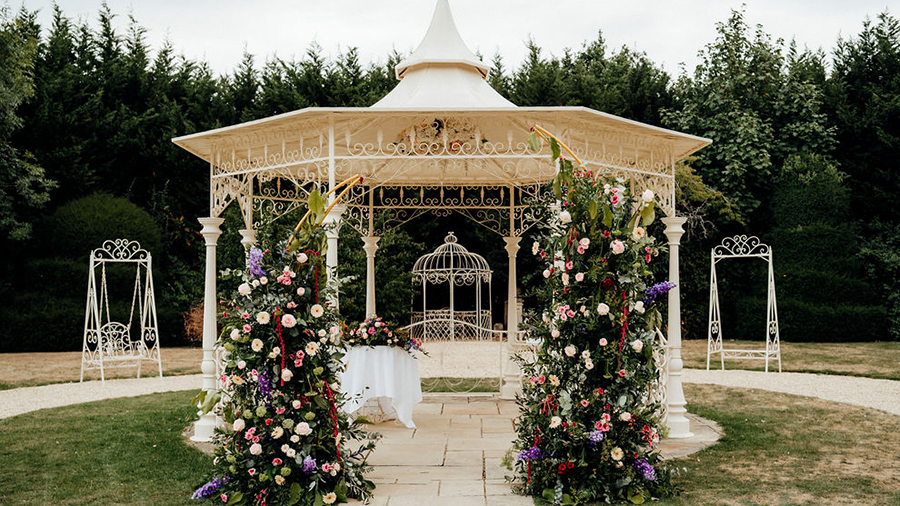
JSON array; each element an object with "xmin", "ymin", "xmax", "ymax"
[{"xmin": 734, "ymin": 296, "xmax": 888, "ymax": 342}]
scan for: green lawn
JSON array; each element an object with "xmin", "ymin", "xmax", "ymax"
[
  {"xmin": 682, "ymin": 339, "xmax": 900, "ymax": 381},
  {"xmin": 0, "ymin": 391, "xmax": 214, "ymax": 505},
  {"xmin": 2, "ymin": 385, "xmax": 899, "ymax": 505}
]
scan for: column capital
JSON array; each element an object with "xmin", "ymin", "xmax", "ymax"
[
  {"xmin": 362, "ymin": 235, "xmax": 381, "ymax": 254},
  {"xmin": 238, "ymin": 228, "xmax": 257, "ymax": 250},
  {"xmin": 198, "ymin": 217, "xmax": 224, "ymax": 244},
  {"xmin": 503, "ymin": 236, "xmax": 522, "ymax": 257},
  {"xmin": 661, "ymin": 215, "xmax": 687, "ymax": 245}
]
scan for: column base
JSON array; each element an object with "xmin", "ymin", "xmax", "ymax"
[
  {"xmin": 499, "ymin": 379, "xmax": 521, "ymax": 400},
  {"xmin": 190, "ymin": 412, "xmax": 218, "ymax": 442},
  {"xmin": 666, "ymin": 409, "xmax": 694, "ymax": 439}
]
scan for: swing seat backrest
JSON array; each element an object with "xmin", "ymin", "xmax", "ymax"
[{"xmin": 99, "ymin": 322, "xmax": 137, "ymax": 358}]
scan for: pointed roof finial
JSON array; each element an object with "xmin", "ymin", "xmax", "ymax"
[{"xmin": 395, "ymin": 0, "xmax": 490, "ymax": 80}]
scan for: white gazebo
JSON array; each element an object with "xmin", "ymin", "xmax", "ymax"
[
  {"xmin": 410, "ymin": 232, "xmax": 493, "ymax": 340},
  {"xmin": 173, "ymin": 0, "xmax": 710, "ymax": 441}
]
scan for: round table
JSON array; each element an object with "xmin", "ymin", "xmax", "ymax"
[{"xmin": 340, "ymin": 346, "xmax": 423, "ymax": 428}]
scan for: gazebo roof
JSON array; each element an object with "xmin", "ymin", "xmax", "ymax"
[{"xmin": 171, "ymin": 0, "xmax": 710, "ymax": 224}]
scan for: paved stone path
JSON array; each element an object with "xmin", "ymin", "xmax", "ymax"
[{"xmin": 2, "ymin": 370, "xmax": 898, "ymax": 505}]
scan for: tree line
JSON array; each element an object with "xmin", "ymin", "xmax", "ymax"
[{"xmin": 0, "ymin": 4, "xmax": 897, "ymax": 351}]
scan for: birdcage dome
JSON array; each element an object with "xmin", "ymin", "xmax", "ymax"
[{"xmin": 412, "ymin": 232, "xmax": 492, "ymax": 285}]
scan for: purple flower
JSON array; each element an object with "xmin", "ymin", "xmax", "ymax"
[
  {"xmin": 191, "ymin": 476, "xmax": 229, "ymax": 499},
  {"xmin": 633, "ymin": 458, "xmax": 656, "ymax": 481},
  {"xmin": 249, "ymin": 247, "xmax": 266, "ymax": 279},
  {"xmin": 643, "ymin": 281, "xmax": 676, "ymax": 305},
  {"xmin": 258, "ymin": 369, "xmax": 273, "ymax": 402},
  {"xmin": 588, "ymin": 430, "xmax": 605, "ymax": 446},
  {"xmin": 516, "ymin": 446, "xmax": 545, "ymax": 461},
  {"xmin": 302, "ymin": 455, "xmax": 317, "ymax": 474}
]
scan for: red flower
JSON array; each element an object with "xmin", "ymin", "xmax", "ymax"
[
  {"xmin": 558, "ymin": 463, "xmax": 567, "ymax": 474},
  {"xmin": 567, "ymin": 461, "xmax": 575, "ymax": 469},
  {"xmin": 645, "ymin": 254, "xmax": 652, "ymax": 263},
  {"xmin": 602, "ymin": 278, "xmax": 615, "ymax": 290}
]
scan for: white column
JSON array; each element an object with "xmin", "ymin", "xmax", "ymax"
[
  {"xmin": 238, "ymin": 228, "xmax": 257, "ymax": 250},
  {"xmin": 323, "ymin": 204, "xmax": 345, "ymax": 312},
  {"xmin": 362, "ymin": 236, "xmax": 380, "ymax": 317},
  {"xmin": 192, "ymin": 216, "xmax": 224, "ymax": 442},
  {"xmin": 662, "ymin": 216, "xmax": 693, "ymax": 438},
  {"xmin": 500, "ymin": 236, "xmax": 522, "ymax": 399}
]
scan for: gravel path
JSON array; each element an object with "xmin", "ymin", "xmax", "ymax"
[
  {"xmin": 0, "ymin": 374, "xmax": 201, "ymax": 420},
  {"xmin": 683, "ymin": 369, "xmax": 900, "ymax": 416},
  {"xmin": 1, "ymin": 368, "xmax": 898, "ymax": 421}
]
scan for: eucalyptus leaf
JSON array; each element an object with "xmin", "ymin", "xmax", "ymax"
[
  {"xmin": 550, "ymin": 137, "xmax": 561, "ymax": 160},
  {"xmin": 527, "ymin": 130, "xmax": 541, "ymax": 153}
]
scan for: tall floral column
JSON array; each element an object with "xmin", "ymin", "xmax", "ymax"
[
  {"xmin": 500, "ymin": 235, "xmax": 522, "ymax": 399},
  {"xmin": 662, "ymin": 216, "xmax": 693, "ymax": 438},
  {"xmin": 192, "ymin": 216, "xmax": 224, "ymax": 442},
  {"xmin": 362, "ymin": 235, "xmax": 380, "ymax": 317}
]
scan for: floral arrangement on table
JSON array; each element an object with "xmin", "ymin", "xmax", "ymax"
[
  {"xmin": 510, "ymin": 128, "xmax": 676, "ymax": 504},
  {"xmin": 191, "ymin": 184, "xmax": 377, "ymax": 506},
  {"xmin": 345, "ymin": 317, "xmax": 425, "ymax": 356}
]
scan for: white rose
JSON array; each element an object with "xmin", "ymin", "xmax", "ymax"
[
  {"xmin": 250, "ymin": 443, "xmax": 262, "ymax": 455},
  {"xmin": 610, "ymin": 240, "xmax": 625, "ymax": 255},
  {"xmin": 597, "ymin": 303, "xmax": 610, "ymax": 315},
  {"xmin": 251, "ymin": 339, "xmax": 264, "ymax": 352},
  {"xmin": 233, "ymin": 418, "xmax": 245, "ymax": 431},
  {"xmin": 280, "ymin": 444, "xmax": 290, "ymax": 453},
  {"xmin": 282, "ymin": 314, "xmax": 296, "ymax": 328},
  {"xmin": 642, "ymin": 189, "xmax": 655, "ymax": 202},
  {"xmin": 285, "ymin": 448, "xmax": 296, "ymax": 458},
  {"xmin": 259, "ymin": 276, "xmax": 268, "ymax": 285},
  {"xmin": 559, "ymin": 210, "xmax": 572, "ymax": 223},
  {"xmin": 632, "ymin": 227, "xmax": 646, "ymax": 241},
  {"xmin": 281, "ymin": 369, "xmax": 293, "ymax": 382},
  {"xmin": 631, "ymin": 340, "xmax": 644, "ymax": 353},
  {"xmin": 611, "ymin": 447, "xmax": 624, "ymax": 461},
  {"xmin": 298, "ymin": 253, "xmax": 309, "ymax": 264},
  {"xmin": 619, "ymin": 412, "xmax": 633, "ymax": 422},
  {"xmin": 297, "ymin": 287, "xmax": 306, "ymax": 296},
  {"xmin": 251, "ymin": 279, "xmax": 260, "ymax": 287},
  {"xmin": 581, "ymin": 350, "xmax": 591, "ymax": 359},
  {"xmin": 549, "ymin": 416, "xmax": 562, "ymax": 428},
  {"xmin": 295, "ymin": 422, "xmax": 312, "ymax": 436},
  {"xmin": 585, "ymin": 360, "xmax": 594, "ymax": 370},
  {"xmin": 238, "ymin": 283, "xmax": 252, "ymax": 296},
  {"xmin": 551, "ymin": 329, "xmax": 560, "ymax": 338},
  {"xmin": 272, "ymin": 427, "xmax": 284, "ymax": 439},
  {"xmin": 543, "ymin": 269, "xmax": 551, "ymax": 278},
  {"xmin": 237, "ymin": 360, "xmax": 246, "ymax": 370},
  {"xmin": 256, "ymin": 311, "xmax": 270, "ymax": 325},
  {"xmin": 290, "ymin": 435, "xmax": 300, "ymax": 443},
  {"xmin": 634, "ymin": 301, "xmax": 645, "ymax": 314},
  {"xmin": 310, "ymin": 304, "xmax": 325, "ymax": 318},
  {"xmin": 230, "ymin": 329, "xmax": 241, "ymax": 341},
  {"xmin": 564, "ymin": 345, "xmax": 577, "ymax": 357},
  {"xmin": 575, "ymin": 272, "xmax": 584, "ymax": 282},
  {"xmin": 292, "ymin": 400, "xmax": 302, "ymax": 409}
]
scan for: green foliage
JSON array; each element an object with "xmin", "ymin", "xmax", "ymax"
[
  {"xmin": 762, "ymin": 154, "xmax": 888, "ymax": 342},
  {"xmin": 664, "ymin": 8, "xmax": 835, "ymax": 225},
  {"xmin": 0, "ymin": 8, "xmax": 55, "ymax": 243},
  {"xmin": 42, "ymin": 193, "xmax": 162, "ymax": 260}
]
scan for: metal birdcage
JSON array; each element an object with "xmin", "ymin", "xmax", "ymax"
[{"xmin": 411, "ymin": 232, "xmax": 492, "ymax": 340}]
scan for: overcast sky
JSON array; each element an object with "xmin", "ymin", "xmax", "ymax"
[{"xmin": 13, "ymin": 0, "xmax": 894, "ymax": 77}]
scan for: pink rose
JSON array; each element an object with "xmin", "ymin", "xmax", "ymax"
[
  {"xmin": 575, "ymin": 272, "xmax": 584, "ymax": 282},
  {"xmin": 610, "ymin": 240, "xmax": 625, "ymax": 255},
  {"xmin": 242, "ymin": 324, "xmax": 252, "ymax": 333}
]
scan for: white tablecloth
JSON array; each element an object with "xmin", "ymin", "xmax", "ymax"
[{"xmin": 340, "ymin": 346, "xmax": 423, "ymax": 428}]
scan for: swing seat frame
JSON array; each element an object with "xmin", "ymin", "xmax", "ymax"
[{"xmin": 81, "ymin": 239, "xmax": 163, "ymax": 383}]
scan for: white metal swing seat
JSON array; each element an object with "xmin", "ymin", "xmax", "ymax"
[
  {"xmin": 706, "ymin": 235, "xmax": 782, "ymax": 373},
  {"xmin": 81, "ymin": 239, "xmax": 163, "ymax": 383}
]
